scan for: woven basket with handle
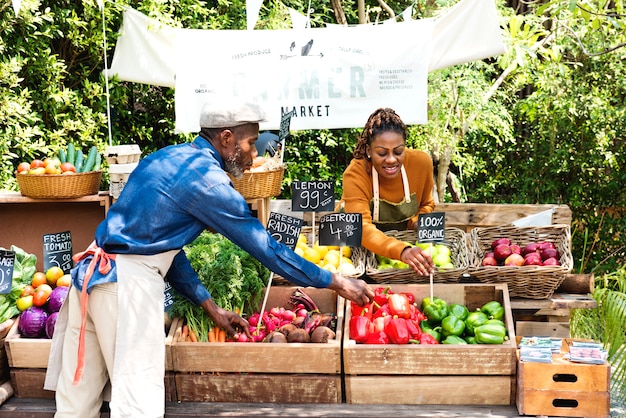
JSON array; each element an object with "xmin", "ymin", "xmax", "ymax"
[
  {"xmin": 468, "ymin": 224, "xmax": 573, "ymax": 299},
  {"xmin": 228, "ymin": 167, "xmax": 284, "ymax": 199}
]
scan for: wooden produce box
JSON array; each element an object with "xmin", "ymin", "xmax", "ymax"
[
  {"xmin": 171, "ymin": 287, "xmax": 344, "ymax": 403},
  {"xmin": 516, "ymin": 351, "xmax": 610, "ymax": 418},
  {"xmin": 5, "ymin": 314, "xmax": 175, "ymax": 370},
  {"xmin": 0, "ymin": 318, "xmax": 15, "ymax": 383},
  {"xmin": 343, "ymin": 283, "xmax": 517, "ymax": 405}
]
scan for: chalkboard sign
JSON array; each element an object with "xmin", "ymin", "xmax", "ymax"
[
  {"xmin": 266, "ymin": 212, "xmax": 304, "ymax": 250},
  {"xmin": 0, "ymin": 249, "xmax": 15, "ymax": 295},
  {"xmin": 43, "ymin": 231, "xmax": 73, "ymax": 273},
  {"xmin": 291, "ymin": 181, "xmax": 335, "ymax": 212},
  {"xmin": 319, "ymin": 213, "xmax": 362, "ymax": 247},
  {"xmin": 417, "ymin": 212, "xmax": 446, "ymax": 243},
  {"xmin": 164, "ymin": 281, "xmax": 174, "ymax": 312},
  {"xmin": 278, "ymin": 109, "xmax": 296, "ymax": 142}
]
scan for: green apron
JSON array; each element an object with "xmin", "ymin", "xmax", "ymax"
[{"xmin": 371, "ymin": 166, "xmax": 418, "ymax": 232}]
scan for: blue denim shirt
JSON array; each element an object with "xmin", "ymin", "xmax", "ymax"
[{"xmin": 73, "ymin": 136, "xmax": 331, "ymax": 305}]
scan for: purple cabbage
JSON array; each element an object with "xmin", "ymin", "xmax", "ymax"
[
  {"xmin": 48, "ymin": 286, "xmax": 69, "ymax": 313},
  {"xmin": 18, "ymin": 306, "xmax": 49, "ymax": 338},
  {"xmin": 45, "ymin": 312, "xmax": 59, "ymax": 339}
]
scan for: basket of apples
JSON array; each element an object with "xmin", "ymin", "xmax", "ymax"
[
  {"xmin": 468, "ymin": 224, "xmax": 573, "ymax": 299},
  {"xmin": 15, "ymin": 145, "xmax": 102, "ymax": 199}
]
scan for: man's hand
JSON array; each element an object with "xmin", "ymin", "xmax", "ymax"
[
  {"xmin": 327, "ymin": 274, "xmax": 374, "ymax": 306},
  {"xmin": 200, "ymin": 298, "xmax": 251, "ymax": 338}
]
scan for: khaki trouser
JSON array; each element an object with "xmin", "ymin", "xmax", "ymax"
[{"xmin": 45, "ymin": 250, "xmax": 178, "ymax": 418}]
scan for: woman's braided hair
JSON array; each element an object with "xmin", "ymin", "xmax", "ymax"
[{"xmin": 353, "ymin": 108, "xmax": 407, "ymax": 160}]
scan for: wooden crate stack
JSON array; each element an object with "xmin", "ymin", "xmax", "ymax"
[
  {"xmin": 343, "ymin": 283, "xmax": 517, "ymax": 405},
  {"xmin": 170, "ymin": 287, "xmax": 344, "ymax": 403}
]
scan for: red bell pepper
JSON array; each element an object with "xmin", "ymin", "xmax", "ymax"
[
  {"xmin": 373, "ymin": 303, "xmax": 391, "ymax": 319},
  {"xmin": 409, "ymin": 304, "xmax": 427, "ymax": 323},
  {"xmin": 364, "ymin": 331, "xmax": 389, "ymax": 344},
  {"xmin": 373, "ymin": 286, "xmax": 393, "ymax": 307},
  {"xmin": 350, "ymin": 302, "xmax": 373, "ymax": 343},
  {"xmin": 405, "ymin": 317, "xmax": 422, "ymax": 339},
  {"xmin": 419, "ymin": 332, "xmax": 440, "ymax": 345},
  {"xmin": 400, "ymin": 292, "xmax": 416, "ymax": 305},
  {"xmin": 385, "ymin": 316, "xmax": 410, "ymax": 344},
  {"xmin": 388, "ymin": 293, "xmax": 411, "ymax": 319},
  {"xmin": 372, "ymin": 313, "xmax": 391, "ymax": 333},
  {"xmin": 350, "ymin": 301, "xmax": 367, "ymax": 317}
]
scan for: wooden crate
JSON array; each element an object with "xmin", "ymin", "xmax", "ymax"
[
  {"xmin": 9, "ymin": 368, "xmax": 177, "ymax": 401},
  {"xmin": 175, "ymin": 373, "xmax": 342, "ymax": 403},
  {"xmin": 4, "ymin": 313, "xmax": 176, "ymax": 371},
  {"xmin": 171, "ymin": 287, "xmax": 344, "ymax": 374},
  {"xmin": 343, "ymin": 283, "xmax": 517, "ymax": 405},
  {"xmin": 0, "ymin": 319, "xmax": 15, "ymax": 383},
  {"xmin": 516, "ymin": 351, "xmax": 610, "ymax": 418}
]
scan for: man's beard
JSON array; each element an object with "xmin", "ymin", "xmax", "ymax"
[{"xmin": 224, "ymin": 143, "xmax": 245, "ymax": 178}]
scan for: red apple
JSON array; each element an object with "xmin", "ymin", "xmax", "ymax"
[
  {"xmin": 484, "ymin": 251, "xmax": 495, "ymax": 258},
  {"xmin": 522, "ymin": 243, "xmax": 540, "ymax": 255},
  {"xmin": 494, "ymin": 244, "xmax": 512, "ymax": 262},
  {"xmin": 504, "ymin": 253, "xmax": 524, "ymax": 266},
  {"xmin": 482, "ymin": 256, "xmax": 499, "ymax": 266},
  {"xmin": 537, "ymin": 241, "xmax": 556, "ymax": 251},
  {"xmin": 510, "ymin": 244, "xmax": 522, "ymax": 255},
  {"xmin": 542, "ymin": 257, "xmax": 561, "ymax": 266},
  {"xmin": 523, "ymin": 253, "xmax": 543, "ymax": 266},
  {"xmin": 491, "ymin": 238, "xmax": 511, "ymax": 251},
  {"xmin": 540, "ymin": 247, "xmax": 559, "ymax": 261}
]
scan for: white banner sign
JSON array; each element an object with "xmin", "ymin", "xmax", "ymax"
[{"xmin": 174, "ymin": 21, "xmax": 433, "ymax": 132}]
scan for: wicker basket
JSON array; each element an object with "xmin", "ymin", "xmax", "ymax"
[
  {"xmin": 365, "ymin": 228, "xmax": 470, "ymax": 284},
  {"xmin": 272, "ymin": 226, "xmax": 366, "ymax": 285},
  {"xmin": 229, "ymin": 167, "xmax": 284, "ymax": 199},
  {"xmin": 16, "ymin": 171, "xmax": 102, "ymax": 199},
  {"xmin": 468, "ymin": 224, "xmax": 573, "ymax": 299}
]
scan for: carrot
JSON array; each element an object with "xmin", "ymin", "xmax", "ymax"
[
  {"xmin": 218, "ymin": 328, "xmax": 226, "ymax": 343},
  {"xmin": 189, "ymin": 329, "xmax": 198, "ymax": 343},
  {"xmin": 208, "ymin": 327, "xmax": 216, "ymax": 343},
  {"xmin": 179, "ymin": 325, "xmax": 189, "ymax": 342}
]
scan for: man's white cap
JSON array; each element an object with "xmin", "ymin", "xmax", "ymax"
[{"xmin": 199, "ymin": 97, "xmax": 267, "ymax": 128}]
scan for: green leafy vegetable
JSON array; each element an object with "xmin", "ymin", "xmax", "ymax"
[
  {"xmin": 0, "ymin": 245, "xmax": 38, "ymax": 323},
  {"xmin": 169, "ymin": 232, "xmax": 269, "ymax": 342}
]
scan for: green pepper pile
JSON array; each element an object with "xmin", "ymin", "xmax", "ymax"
[{"xmin": 420, "ymin": 297, "xmax": 509, "ymax": 344}]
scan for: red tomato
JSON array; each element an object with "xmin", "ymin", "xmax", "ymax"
[
  {"xmin": 60, "ymin": 162, "xmax": 76, "ymax": 173},
  {"xmin": 20, "ymin": 285, "xmax": 35, "ymax": 297},
  {"xmin": 33, "ymin": 289, "xmax": 50, "ymax": 307},
  {"xmin": 30, "ymin": 159, "xmax": 45, "ymax": 169},
  {"xmin": 17, "ymin": 162, "xmax": 31, "ymax": 173}
]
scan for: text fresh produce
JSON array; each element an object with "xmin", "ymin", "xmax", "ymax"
[{"xmin": 349, "ymin": 286, "xmax": 508, "ymax": 345}]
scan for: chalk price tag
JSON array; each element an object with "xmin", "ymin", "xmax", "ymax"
[
  {"xmin": 417, "ymin": 212, "xmax": 446, "ymax": 243},
  {"xmin": 266, "ymin": 212, "xmax": 305, "ymax": 250},
  {"xmin": 42, "ymin": 231, "xmax": 73, "ymax": 273},
  {"xmin": 164, "ymin": 281, "xmax": 174, "ymax": 312},
  {"xmin": 278, "ymin": 110, "xmax": 296, "ymax": 142},
  {"xmin": 291, "ymin": 181, "xmax": 335, "ymax": 213},
  {"xmin": 319, "ymin": 212, "xmax": 362, "ymax": 247},
  {"xmin": 0, "ymin": 249, "xmax": 15, "ymax": 295}
]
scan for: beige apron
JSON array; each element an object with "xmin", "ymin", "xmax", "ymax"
[
  {"xmin": 45, "ymin": 247, "xmax": 178, "ymax": 418},
  {"xmin": 371, "ymin": 166, "xmax": 418, "ymax": 232}
]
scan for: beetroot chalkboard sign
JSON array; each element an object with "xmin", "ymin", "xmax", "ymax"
[{"xmin": 318, "ymin": 212, "xmax": 362, "ymax": 247}]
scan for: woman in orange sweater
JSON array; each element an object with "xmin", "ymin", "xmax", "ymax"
[{"xmin": 341, "ymin": 108, "xmax": 436, "ymax": 276}]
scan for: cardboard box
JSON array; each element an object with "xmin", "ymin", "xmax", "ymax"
[
  {"xmin": 516, "ymin": 351, "xmax": 610, "ymax": 417},
  {"xmin": 4, "ymin": 314, "xmax": 176, "ymax": 371},
  {"xmin": 343, "ymin": 283, "xmax": 517, "ymax": 405},
  {"xmin": 171, "ymin": 287, "xmax": 344, "ymax": 374}
]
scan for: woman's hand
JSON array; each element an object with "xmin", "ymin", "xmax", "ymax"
[
  {"xmin": 200, "ymin": 298, "xmax": 251, "ymax": 338},
  {"xmin": 401, "ymin": 246, "xmax": 435, "ymax": 276}
]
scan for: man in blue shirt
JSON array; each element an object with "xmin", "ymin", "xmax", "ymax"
[{"xmin": 45, "ymin": 97, "xmax": 374, "ymax": 418}]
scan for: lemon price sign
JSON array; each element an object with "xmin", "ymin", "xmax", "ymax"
[
  {"xmin": 291, "ymin": 181, "xmax": 335, "ymax": 212},
  {"xmin": 42, "ymin": 230, "xmax": 73, "ymax": 273},
  {"xmin": 266, "ymin": 212, "xmax": 304, "ymax": 250},
  {"xmin": 417, "ymin": 212, "xmax": 446, "ymax": 244},
  {"xmin": 0, "ymin": 249, "xmax": 15, "ymax": 294},
  {"xmin": 318, "ymin": 212, "xmax": 362, "ymax": 248}
]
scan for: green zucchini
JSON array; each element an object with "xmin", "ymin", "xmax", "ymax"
[
  {"xmin": 94, "ymin": 152, "xmax": 102, "ymax": 171},
  {"xmin": 82, "ymin": 146, "xmax": 98, "ymax": 173},
  {"xmin": 74, "ymin": 151, "xmax": 85, "ymax": 173},
  {"xmin": 67, "ymin": 143, "xmax": 76, "ymax": 166},
  {"xmin": 58, "ymin": 148, "xmax": 67, "ymax": 164}
]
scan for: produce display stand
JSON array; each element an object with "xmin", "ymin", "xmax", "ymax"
[
  {"xmin": 343, "ymin": 283, "xmax": 517, "ymax": 405},
  {"xmin": 170, "ymin": 286, "xmax": 344, "ymax": 403}
]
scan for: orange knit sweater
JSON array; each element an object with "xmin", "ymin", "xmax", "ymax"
[{"xmin": 341, "ymin": 149, "xmax": 435, "ymax": 260}]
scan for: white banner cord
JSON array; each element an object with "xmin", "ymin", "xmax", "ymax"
[{"xmin": 100, "ymin": 1, "xmax": 113, "ymax": 146}]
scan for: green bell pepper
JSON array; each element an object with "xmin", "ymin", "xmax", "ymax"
[
  {"xmin": 421, "ymin": 297, "xmax": 449, "ymax": 324},
  {"xmin": 474, "ymin": 323, "xmax": 507, "ymax": 344},
  {"xmin": 443, "ymin": 335, "xmax": 468, "ymax": 344},
  {"xmin": 441, "ymin": 314, "xmax": 465, "ymax": 337},
  {"xmin": 419, "ymin": 320, "xmax": 442, "ymax": 342},
  {"xmin": 480, "ymin": 301, "xmax": 504, "ymax": 320},
  {"xmin": 485, "ymin": 318, "xmax": 506, "ymax": 329},
  {"xmin": 464, "ymin": 311, "xmax": 489, "ymax": 336},
  {"xmin": 464, "ymin": 335, "xmax": 477, "ymax": 344},
  {"xmin": 448, "ymin": 303, "xmax": 469, "ymax": 321}
]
